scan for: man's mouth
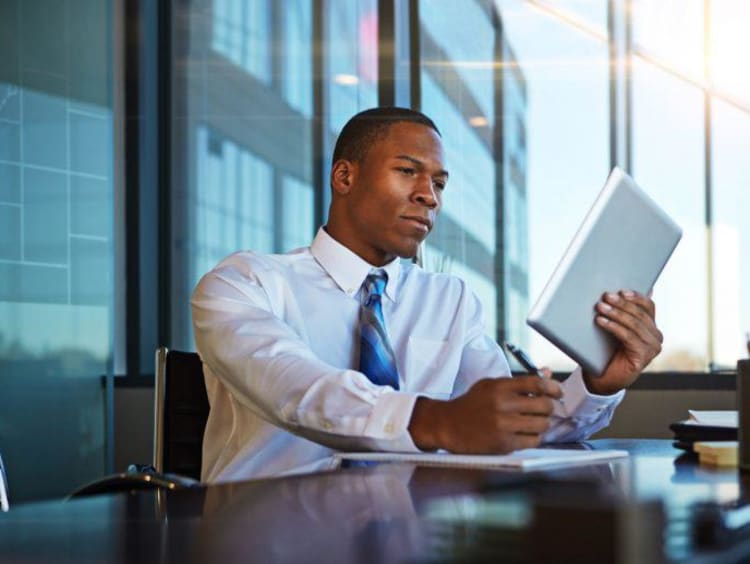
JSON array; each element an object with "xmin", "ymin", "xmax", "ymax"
[{"xmin": 401, "ymin": 215, "xmax": 432, "ymax": 233}]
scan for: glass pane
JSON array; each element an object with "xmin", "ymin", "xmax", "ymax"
[
  {"xmin": 711, "ymin": 98, "xmax": 750, "ymax": 367},
  {"xmin": 0, "ymin": 0, "xmax": 113, "ymax": 500},
  {"xmin": 494, "ymin": 0, "xmax": 610, "ymax": 370},
  {"xmin": 710, "ymin": 0, "xmax": 750, "ymax": 104},
  {"xmin": 171, "ymin": 1, "xmax": 376, "ymax": 348},
  {"xmin": 322, "ymin": 0, "xmax": 378, "ymax": 216},
  {"xmin": 211, "ymin": 0, "xmax": 273, "ymax": 84},
  {"xmin": 419, "ymin": 0, "xmax": 500, "ymax": 341},
  {"xmin": 325, "ymin": 0, "xmax": 378, "ymax": 130},
  {"xmin": 631, "ymin": 59, "xmax": 707, "ymax": 370},
  {"xmin": 283, "ymin": 0, "xmax": 313, "ymax": 116},
  {"xmin": 631, "ymin": 0, "xmax": 704, "ymax": 80}
]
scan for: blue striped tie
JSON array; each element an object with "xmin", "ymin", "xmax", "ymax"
[{"xmin": 359, "ymin": 270, "xmax": 400, "ymax": 390}]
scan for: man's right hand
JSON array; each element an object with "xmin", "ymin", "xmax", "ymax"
[{"xmin": 408, "ymin": 376, "xmax": 563, "ymax": 453}]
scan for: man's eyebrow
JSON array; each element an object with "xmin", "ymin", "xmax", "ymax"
[{"xmin": 394, "ymin": 155, "xmax": 450, "ymax": 178}]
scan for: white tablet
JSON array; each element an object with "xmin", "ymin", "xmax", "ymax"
[{"xmin": 527, "ymin": 167, "xmax": 682, "ymax": 376}]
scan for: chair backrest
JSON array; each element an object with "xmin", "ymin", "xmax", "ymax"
[{"xmin": 154, "ymin": 347, "xmax": 209, "ymax": 481}]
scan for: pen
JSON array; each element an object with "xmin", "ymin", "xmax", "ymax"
[{"xmin": 504, "ymin": 342, "xmax": 545, "ymax": 378}]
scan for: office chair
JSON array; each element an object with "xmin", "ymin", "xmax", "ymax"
[
  {"xmin": 153, "ymin": 347, "xmax": 210, "ymax": 479},
  {"xmin": 69, "ymin": 348, "xmax": 209, "ymax": 498}
]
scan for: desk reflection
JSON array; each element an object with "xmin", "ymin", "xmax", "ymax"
[{"xmin": 190, "ymin": 460, "xmax": 630, "ymax": 564}]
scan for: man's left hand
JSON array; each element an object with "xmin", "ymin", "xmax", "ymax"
[{"xmin": 583, "ymin": 290, "xmax": 663, "ymax": 395}]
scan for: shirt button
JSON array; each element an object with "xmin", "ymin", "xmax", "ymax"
[
  {"xmin": 385, "ymin": 422, "xmax": 395, "ymax": 434},
  {"xmin": 347, "ymin": 288, "xmax": 355, "ymax": 294},
  {"xmin": 323, "ymin": 420, "xmax": 333, "ymax": 430}
]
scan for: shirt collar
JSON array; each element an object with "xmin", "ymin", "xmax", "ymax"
[{"xmin": 310, "ymin": 227, "xmax": 401, "ymax": 302}]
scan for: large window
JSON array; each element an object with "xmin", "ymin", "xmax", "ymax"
[
  {"xmin": 0, "ymin": 0, "xmax": 114, "ymax": 500},
  {"xmin": 167, "ymin": 0, "xmax": 750, "ymax": 372},
  {"xmin": 629, "ymin": 0, "xmax": 750, "ymax": 369},
  {"xmin": 493, "ymin": 0, "xmax": 750, "ymax": 371}
]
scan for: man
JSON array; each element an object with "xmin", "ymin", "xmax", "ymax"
[{"xmin": 191, "ymin": 107, "xmax": 663, "ymax": 483}]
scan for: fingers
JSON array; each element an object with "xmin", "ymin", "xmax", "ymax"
[
  {"xmin": 497, "ymin": 393, "xmax": 556, "ymax": 416},
  {"xmin": 620, "ymin": 289, "xmax": 656, "ymax": 318},
  {"xmin": 512, "ymin": 414, "xmax": 552, "ymax": 435},
  {"xmin": 490, "ymin": 414, "xmax": 549, "ymax": 452},
  {"xmin": 511, "ymin": 434, "xmax": 544, "ymax": 450},
  {"xmin": 596, "ymin": 290, "xmax": 662, "ymax": 345},
  {"xmin": 446, "ymin": 378, "xmax": 560, "ymax": 453},
  {"xmin": 491, "ymin": 379, "xmax": 558, "ymax": 435},
  {"xmin": 599, "ymin": 291, "xmax": 653, "ymax": 328},
  {"xmin": 596, "ymin": 310, "xmax": 662, "ymax": 356},
  {"xmin": 594, "ymin": 290, "xmax": 663, "ymax": 372},
  {"xmin": 506, "ymin": 375, "xmax": 563, "ymax": 399}
]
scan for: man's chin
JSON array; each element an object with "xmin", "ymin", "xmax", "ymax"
[
  {"xmin": 385, "ymin": 234, "xmax": 427, "ymax": 261},
  {"xmin": 394, "ymin": 243, "xmax": 421, "ymax": 260}
]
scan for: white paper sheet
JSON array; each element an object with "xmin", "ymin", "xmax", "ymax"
[
  {"xmin": 333, "ymin": 448, "xmax": 629, "ymax": 470},
  {"xmin": 687, "ymin": 410, "xmax": 738, "ymax": 428}
]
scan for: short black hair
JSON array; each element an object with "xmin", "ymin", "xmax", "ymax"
[{"xmin": 332, "ymin": 107, "xmax": 441, "ymax": 164}]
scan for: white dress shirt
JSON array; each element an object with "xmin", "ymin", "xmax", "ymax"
[{"xmin": 191, "ymin": 228, "xmax": 624, "ymax": 483}]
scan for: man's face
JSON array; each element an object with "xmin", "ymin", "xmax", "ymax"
[{"xmin": 333, "ymin": 121, "xmax": 448, "ymax": 266}]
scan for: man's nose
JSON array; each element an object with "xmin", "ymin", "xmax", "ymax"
[{"xmin": 413, "ymin": 177, "xmax": 438, "ymax": 208}]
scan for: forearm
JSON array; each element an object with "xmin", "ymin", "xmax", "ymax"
[{"xmin": 196, "ymin": 325, "xmax": 419, "ymax": 447}]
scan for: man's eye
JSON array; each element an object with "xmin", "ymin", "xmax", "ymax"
[
  {"xmin": 397, "ymin": 167, "xmax": 416, "ymax": 175},
  {"xmin": 434, "ymin": 181, "xmax": 446, "ymax": 191}
]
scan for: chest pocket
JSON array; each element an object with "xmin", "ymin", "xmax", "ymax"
[{"xmin": 404, "ymin": 337, "xmax": 454, "ymax": 398}]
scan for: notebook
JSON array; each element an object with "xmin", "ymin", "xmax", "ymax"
[
  {"xmin": 527, "ymin": 167, "xmax": 682, "ymax": 375},
  {"xmin": 333, "ymin": 448, "xmax": 629, "ymax": 470},
  {"xmin": 670, "ymin": 410, "xmax": 738, "ymax": 451}
]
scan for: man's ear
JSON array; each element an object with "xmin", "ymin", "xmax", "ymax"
[{"xmin": 331, "ymin": 159, "xmax": 356, "ymax": 195}]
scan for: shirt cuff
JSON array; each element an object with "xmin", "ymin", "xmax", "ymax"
[
  {"xmin": 362, "ymin": 390, "xmax": 422, "ymax": 452},
  {"xmin": 555, "ymin": 366, "xmax": 625, "ymax": 422}
]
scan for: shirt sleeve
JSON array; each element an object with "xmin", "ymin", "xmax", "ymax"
[
  {"xmin": 545, "ymin": 367, "xmax": 625, "ymax": 442},
  {"xmin": 191, "ymin": 258, "xmax": 422, "ymax": 454},
  {"xmin": 452, "ymin": 287, "xmax": 624, "ymax": 442}
]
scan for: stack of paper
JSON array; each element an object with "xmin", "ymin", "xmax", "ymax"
[{"xmin": 670, "ymin": 411, "xmax": 738, "ymax": 452}]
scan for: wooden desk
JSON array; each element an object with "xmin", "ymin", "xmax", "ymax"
[{"xmin": 1, "ymin": 440, "xmax": 748, "ymax": 563}]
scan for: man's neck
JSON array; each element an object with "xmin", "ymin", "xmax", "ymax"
[{"xmin": 322, "ymin": 224, "xmax": 395, "ymax": 267}]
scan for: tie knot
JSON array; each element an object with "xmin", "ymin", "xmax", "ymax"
[{"xmin": 363, "ymin": 270, "xmax": 388, "ymax": 305}]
